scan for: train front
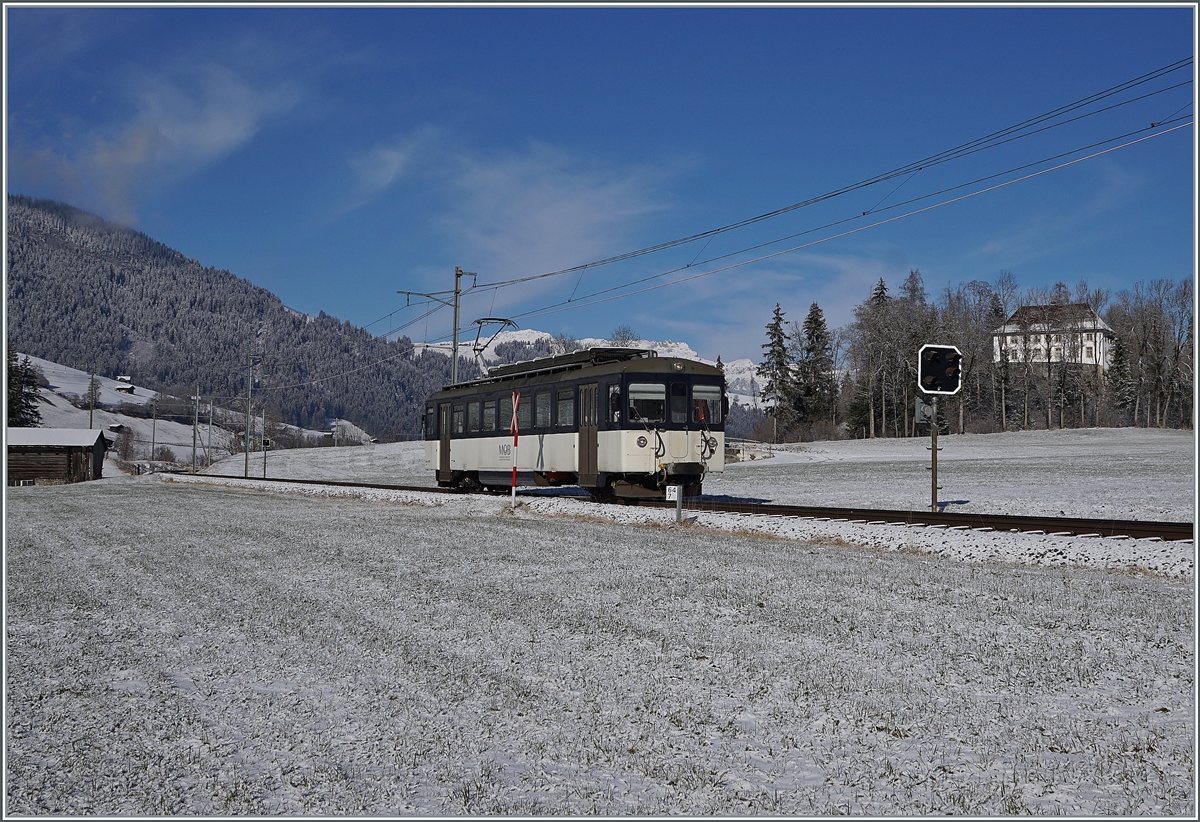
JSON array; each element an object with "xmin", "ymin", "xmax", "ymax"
[{"xmin": 597, "ymin": 358, "xmax": 727, "ymax": 498}]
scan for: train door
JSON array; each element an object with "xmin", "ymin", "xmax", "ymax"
[
  {"xmin": 578, "ymin": 383, "xmax": 598, "ymax": 485},
  {"xmin": 438, "ymin": 403, "xmax": 451, "ymax": 481}
]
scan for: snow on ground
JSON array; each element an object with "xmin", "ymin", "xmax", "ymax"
[
  {"xmin": 5, "ymin": 472, "xmax": 1193, "ymax": 815},
  {"xmin": 709, "ymin": 427, "xmax": 1195, "ymax": 523},
  {"xmin": 204, "ymin": 426, "xmax": 1194, "ymax": 524}
]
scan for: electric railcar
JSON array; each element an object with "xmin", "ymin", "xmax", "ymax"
[{"xmin": 423, "ymin": 347, "xmax": 727, "ymax": 499}]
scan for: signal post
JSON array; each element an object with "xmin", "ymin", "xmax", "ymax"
[{"xmin": 917, "ymin": 344, "xmax": 963, "ymax": 514}]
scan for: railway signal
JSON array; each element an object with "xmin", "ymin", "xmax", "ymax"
[
  {"xmin": 917, "ymin": 343, "xmax": 962, "ymax": 514},
  {"xmin": 918, "ymin": 344, "xmax": 963, "ymax": 396}
]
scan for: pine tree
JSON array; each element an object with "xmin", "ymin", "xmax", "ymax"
[
  {"xmin": 1107, "ymin": 336, "xmax": 1136, "ymax": 421},
  {"xmin": 871, "ymin": 277, "xmax": 890, "ymax": 306},
  {"xmin": 756, "ymin": 304, "xmax": 795, "ymax": 436},
  {"xmin": 793, "ymin": 302, "xmax": 837, "ymax": 429},
  {"xmin": 7, "ymin": 342, "xmax": 43, "ymax": 427}
]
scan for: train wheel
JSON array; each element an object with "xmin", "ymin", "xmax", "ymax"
[{"xmin": 591, "ymin": 483, "xmax": 615, "ymax": 503}]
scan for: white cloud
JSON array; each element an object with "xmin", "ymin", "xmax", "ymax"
[
  {"xmin": 342, "ymin": 125, "xmax": 441, "ymax": 213},
  {"xmin": 13, "ymin": 60, "xmax": 300, "ymax": 225},
  {"xmin": 439, "ymin": 142, "xmax": 673, "ymax": 282}
]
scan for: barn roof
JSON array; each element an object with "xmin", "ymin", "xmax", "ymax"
[{"xmin": 6, "ymin": 428, "xmax": 107, "ymax": 448}]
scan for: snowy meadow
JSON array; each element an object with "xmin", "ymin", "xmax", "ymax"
[{"xmin": 4, "ymin": 428, "xmax": 1195, "ymax": 815}]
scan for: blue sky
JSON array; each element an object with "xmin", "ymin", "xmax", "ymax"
[{"xmin": 5, "ymin": 4, "xmax": 1195, "ymax": 364}]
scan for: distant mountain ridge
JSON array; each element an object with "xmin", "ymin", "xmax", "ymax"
[
  {"xmin": 6, "ymin": 194, "xmax": 454, "ymax": 439},
  {"xmin": 7, "ymin": 195, "xmax": 762, "ymax": 439}
]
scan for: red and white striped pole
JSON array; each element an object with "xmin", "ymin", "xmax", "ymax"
[{"xmin": 510, "ymin": 391, "xmax": 520, "ymax": 509}]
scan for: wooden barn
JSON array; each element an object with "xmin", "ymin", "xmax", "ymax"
[{"xmin": 6, "ymin": 428, "xmax": 109, "ymax": 485}]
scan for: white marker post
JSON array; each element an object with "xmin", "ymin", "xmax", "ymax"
[
  {"xmin": 666, "ymin": 484, "xmax": 682, "ymax": 524},
  {"xmin": 510, "ymin": 391, "xmax": 520, "ymax": 509}
]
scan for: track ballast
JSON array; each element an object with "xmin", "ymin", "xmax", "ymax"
[{"xmin": 215, "ymin": 475, "xmax": 1194, "ymax": 543}]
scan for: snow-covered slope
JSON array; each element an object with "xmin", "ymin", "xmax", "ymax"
[{"xmin": 9, "ymin": 353, "xmax": 356, "ymax": 463}]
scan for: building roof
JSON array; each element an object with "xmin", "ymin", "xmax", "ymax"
[
  {"xmin": 6, "ymin": 428, "xmax": 107, "ymax": 448},
  {"xmin": 996, "ymin": 303, "xmax": 1114, "ymax": 334}
]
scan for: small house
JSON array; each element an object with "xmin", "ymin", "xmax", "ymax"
[{"xmin": 6, "ymin": 428, "xmax": 108, "ymax": 484}]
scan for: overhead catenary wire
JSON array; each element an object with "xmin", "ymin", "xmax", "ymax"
[
  {"xmin": 192, "ymin": 61, "xmax": 1194, "ymax": 403},
  {"xmin": 490, "ymin": 114, "xmax": 1196, "ymax": 318},
  {"xmin": 473, "ymin": 57, "xmax": 1192, "ymax": 291},
  {"xmin": 501, "ymin": 122, "xmax": 1192, "ymax": 324}
]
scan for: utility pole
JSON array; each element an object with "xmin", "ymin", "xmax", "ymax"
[
  {"xmin": 398, "ymin": 266, "xmax": 476, "ymax": 386},
  {"xmin": 262, "ymin": 409, "xmax": 267, "ymax": 478},
  {"xmin": 88, "ymin": 366, "xmax": 95, "ymax": 428},
  {"xmin": 191, "ymin": 387, "xmax": 200, "ymax": 473},
  {"xmin": 151, "ymin": 397, "xmax": 157, "ymax": 461},
  {"xmin": 245, "ymin": 354, "xmax": 254, "ymax": 478}
]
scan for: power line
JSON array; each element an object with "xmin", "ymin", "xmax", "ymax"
[
  {"xmin": 489, "ymin": 114, "xmax": 1193, "ymax": 318},
  {"xmin": 473, "ymin": 57, "xmax": 1191, "ymax": 291},
  {"xmin": 185, "ymin": 62, "xmax": 1195, "ymax": 403},
  {"xmin": 503, "ymin": 122, "xmax": 1192, "ymax": 323}
]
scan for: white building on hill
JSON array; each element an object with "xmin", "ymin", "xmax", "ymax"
[{"xmin": 992, "ymin": 303, "xmax": 1116, "ymax": 374}]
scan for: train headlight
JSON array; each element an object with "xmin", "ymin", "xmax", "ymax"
[
  {"xmin": 707, "ymin": 437, "xmax": 718, "ymax": 450},
  {"xmin": 636, "ymin": 435, "xmax": 648, "ymax": 448}
]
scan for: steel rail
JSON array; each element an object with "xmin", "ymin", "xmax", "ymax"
[{"xmin": 219, "ymin": 476, "xmax": 1194, "ymax": 543}]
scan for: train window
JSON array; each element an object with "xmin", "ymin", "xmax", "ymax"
[
  {"xmin": 482, "ymin": 399, "xmax": 497, "ymax": 432},
  {"xmin": 692, "ymin": 385, "xmax": 723, "ymax": 425},
  {"xmin": 499, "ymin": 395, "xmax": 513, "ymax": 430},
  {"xmin": 468, "ymin": 401, "xmax": 481, "ymax": 432},
  {"xmin": 535, "ymin": 392, "xmax": 551, "ymax": 428},
  {"xmin": 556, "ymin": 389, "xmax": 574, "ymax": 427},
  {"xmin": 670, "ymin": 382, "xmax": 687, "ymax": 424},
  {"xmin": 425, "ymin": 404, "xmax": 435, "ymax": 437},
  {"xmin": 518, "ymin": 395, "xmax": 532, "ymax": 429},
  {"xmin": 452, "ymin": 404, "xmax": 464, "ymax": 434},
  {"xmin": 608, "ymin": 385, "xmax": 621, "ymax": 424},
  {"xmin": 628, "ymin": 383, "xmax": 665, "ymax": 424}
]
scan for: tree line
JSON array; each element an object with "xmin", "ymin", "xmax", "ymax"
[{"xmin": 757, "ymin": 269, "xmax": 1193, "ymax": 441}]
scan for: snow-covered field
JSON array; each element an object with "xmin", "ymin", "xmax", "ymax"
[
  {"xmin": 5, "ymin": 428, "xmax": 1195, "ymax": 814},
  {"xmin": 205, "ymin": 426, "xmax": 1194, "ymax": 521}
]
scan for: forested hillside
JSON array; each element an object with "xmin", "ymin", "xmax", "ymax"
[{"xmin": 6, "ymin": 195, "xmax": 472, "ymax": 440}]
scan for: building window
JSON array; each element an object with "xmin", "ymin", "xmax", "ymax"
[{"xmin": 1085, "ymin": 346, "xmax": 1094, "ymax": 360}]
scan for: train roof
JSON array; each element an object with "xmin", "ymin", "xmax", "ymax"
[
  {"xmin": 488, "ymin": 347, "xmax": 653, "ymax": 378},
  {"xmin": 431, "ymin": 347, "xmax": 723, "ymax": 395}
]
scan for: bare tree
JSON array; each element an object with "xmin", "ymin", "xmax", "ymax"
[{"xmin": 609, "ymin": 324, "xmax": 639, "ymax": 345}]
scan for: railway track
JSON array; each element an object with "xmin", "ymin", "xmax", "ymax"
[{"xmin": 222, "ymin": 475, "xmax": 1194, "ymax": 543}]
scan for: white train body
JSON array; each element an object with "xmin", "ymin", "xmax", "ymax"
[{"xmin": 423, "ymin": 348, "xmax": 726, "ymax": 498}]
